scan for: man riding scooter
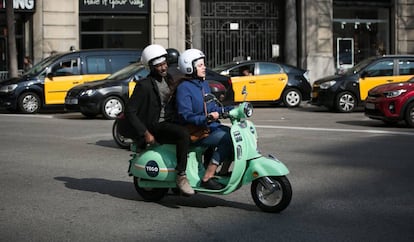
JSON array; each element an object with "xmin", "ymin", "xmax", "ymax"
[{"xmin": 124, "ymin": 44, "xmax": 194, "ymax": 196}]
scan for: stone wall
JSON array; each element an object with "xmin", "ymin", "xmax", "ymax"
[
  {"xmin": 301, "ymin": 0, "xmax": 335, "ymax": 83},
  {"xmin": 395, "ymin": 0, "xmax": 414, "ymax": 54},
  {"xmin": 152, "ymin": 0, "xmax": 186, "ymax": 52},
  {"xmin": 33, "ymin": 0, "xmax": 78, "ymax": 62}
]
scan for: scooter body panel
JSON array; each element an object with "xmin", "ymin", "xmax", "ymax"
[
  {"xmin": 242, "ymin": 156, "xmax": 290, "ymax": 184},
  {"xmin": 129, "ymin": 144, "xmax": 177, "ymax": 182}
]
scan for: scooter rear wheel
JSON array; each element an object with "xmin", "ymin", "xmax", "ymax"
[
  {"xmin": 133, "ymin": 177, "xmax": 168, "ymax": 201},
  {"xmin": 112, "ymin": 119, "xmax": 133, "ymax": 149},
  {"xmin": 251, "ymin": 176, "xmax": 292, "ymax": 213}
]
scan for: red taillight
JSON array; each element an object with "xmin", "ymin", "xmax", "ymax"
[
  {"xmin": 209, "ymin": 83, "xmax": 226, "ymax": 91},
  {"xmin": 228, "ymin": 78, "xmax": 232, "ymax": 85}
]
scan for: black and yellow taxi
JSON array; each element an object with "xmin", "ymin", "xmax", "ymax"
[
  {"xmin": 311, "ymin": 55, "xmax": 414, "ymax": 112},
  {"xmin": 213, "ymin": 60, "xmax": 311, "ymax": 107},
  {"xmin": 0, "ymin": 49, "xmax": 141, "ymax": 114}
]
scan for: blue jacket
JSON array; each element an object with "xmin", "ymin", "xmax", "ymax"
[{"xmin": 176, "ymin": 78, "xmax": 231, "ymax": 131}]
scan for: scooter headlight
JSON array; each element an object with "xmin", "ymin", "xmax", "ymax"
[{"xmin": 244, "ymin": 102, "xmax": 253, "ymax": 117}]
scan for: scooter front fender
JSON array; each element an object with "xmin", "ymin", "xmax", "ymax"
[{"xmin": 242, "ymin": 156, "xmax": 289, "ymax": 185}]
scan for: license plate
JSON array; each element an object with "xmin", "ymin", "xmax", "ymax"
[
  {"xmin": 365, "ymin": 102, "xmax": 375, "ymax": 109},
  {"xmin": 65, "ymin": 98, "xmax": 78, "ymax": 105}
]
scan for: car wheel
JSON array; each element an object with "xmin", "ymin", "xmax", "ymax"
[
  {"xmin": 335, "ymin": 92, "xmax": 356, "ymax": 113},
  {"xmin": 282, "ymin": 88, "xmax": 302, "ymax": 107},
  {"xmin": 102, "ymin": 96, "xmax": 124, "ymax": 120},
  {"xmin": 404, "ymin": 102, "xmax": 414, "ymax": 128},
  {"xmin": 18, "ymin": 92, "xmax": 41, "ymax": 114}
]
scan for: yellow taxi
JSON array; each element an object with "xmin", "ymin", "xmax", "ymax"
[{"xmin": 213, "ymin": 61, "xmax": 311, "ymax": 107}]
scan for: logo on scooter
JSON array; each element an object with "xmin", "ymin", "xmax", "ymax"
[{"xmin": 145, "ymin": 160, "xmax": 159, "ymax": 177}]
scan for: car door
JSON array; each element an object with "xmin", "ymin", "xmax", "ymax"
[
  {"xmin": 44, "ymin": 58, "xmax": 83, "ymax": 105},
  {"xmin": 228, "ymin": 64, "xmax": 257, "ymax": 101},
  {"xmin": 396, "ymin": 58, "xmax": 414, "ymax": 81},
  {"xmin": 254, "ymin": 62, "xmax": 288, "ymax": 101},
  {"xmin": 359, "ymin": 59, "xmax": 395, "ymax": 101}
]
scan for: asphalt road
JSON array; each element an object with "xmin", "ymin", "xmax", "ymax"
[{"xmin": 1, "ymin": 104, "xmax": 413, "ymax": 242}]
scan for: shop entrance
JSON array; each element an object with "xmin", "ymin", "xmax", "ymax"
[{"xmin": 333, "ymin": 6, "xmax": 390, "ymax": 71}]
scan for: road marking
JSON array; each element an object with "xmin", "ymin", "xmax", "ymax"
[
  {"xmin": 3, "ymin": 113, "xmax": 413, "ymax": 136},
  {"xmin": 1, "ymin": 113, "xmax": 54, "ymax": 118},
  {"xmin": 255, "ymin": 124, "xmax": 414, "ymax": 136}
]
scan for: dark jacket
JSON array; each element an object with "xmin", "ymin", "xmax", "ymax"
[{"xmin": 124, "ymin": 73, "xmax": 176, "ymax": 139}]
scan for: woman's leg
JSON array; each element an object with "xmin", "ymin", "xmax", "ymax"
[{"xmin": 196, "ymin": 127, "xmax": 232, "ymax": 189}]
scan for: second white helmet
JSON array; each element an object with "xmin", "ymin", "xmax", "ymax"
[
  {"xmin": 178, "ymin": 49, "xmax": 205, "ymax": 75},
  {"xmin": 140, "ymin": 44, "xmax": 168, "ymax": 69}
]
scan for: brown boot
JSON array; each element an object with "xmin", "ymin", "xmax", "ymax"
[{"xmin": 176, "ymin": 175, "xmax": 195, "ymax": 196}]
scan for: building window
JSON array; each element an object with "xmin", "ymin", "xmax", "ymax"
[
  {"xmin": 80, "ymin": 15, "xmax": 149, "ymax": 49},
  {"xmin": 333, "ymin": 6, "xmax": 390, "ymax": 71}
]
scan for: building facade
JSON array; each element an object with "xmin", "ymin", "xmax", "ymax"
[{"xmin": 1, "ymin": 0, "xmax": 413, "ymax": 82}]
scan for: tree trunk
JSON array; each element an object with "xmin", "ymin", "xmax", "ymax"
[{"xmin": 6, "ymin": 0, "xmax": 19, "ymax": 78}]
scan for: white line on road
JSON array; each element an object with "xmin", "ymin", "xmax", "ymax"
[
  {"xmin": 3, "ymin": 114, "xmax": 413, "ymax": 136},
  {"xmin": 255, "ymin": 124, "xmax": 414, "ymax": 136}
]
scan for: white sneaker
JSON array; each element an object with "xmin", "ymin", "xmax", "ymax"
[{"xmin": 176, "ymin": 175, "xmax": 195, "ymax": 196}]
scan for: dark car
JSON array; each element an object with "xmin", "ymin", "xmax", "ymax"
[
  {"xmin": 213, "ymin": 60, "xmax": 311, "ymax": 107},
  {"xmin": 311, "ymin": 55, "xmax": 414, "ymax": 112},
  {"xmin": 364, "ymin": 77, "xmax": 414, "ymax": 127},
  {"xmin": 206, "ymin": 68, "xmax": 234, "ymax": 105},
  {"xmin": 0, "ymin": 49, "xmax": 141, "ymax": 114},
  {"xmin": 65, "ymin": 63, "xmax": 228, "ymax": 119}
]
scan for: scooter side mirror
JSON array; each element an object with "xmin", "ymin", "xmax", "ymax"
[{"xmin": 242, "ymin": 85, "xmax": 248, "ymax": 101}]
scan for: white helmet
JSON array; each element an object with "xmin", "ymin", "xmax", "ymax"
[
  {"xmin": 178, "ymin": 49, "xmax": 205, "ymax": 75},
  {"xmin": 140, "ymin": 44, "xmax": 168, "ymax": 69}
]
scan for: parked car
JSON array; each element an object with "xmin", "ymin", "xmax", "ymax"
[
  {"xmin": 206, "ymin": 68, "xmax": 234, "ymax": 105},
  {"xmin": 364, "ymin": 77, "xmax": 414, "ymax": 127},
  {"xmin": 213, "ymin": 60, "xmax": 311, "ymax": 107},
  {"xmin": 0, "ymin": 49, "xmax": 141, "ymax": 114},
  {"xmin": 311, "ymin": 55, "xmax": 414, "ymax": 112},
  {"xmin": 65, "ymin": 62, "xmax": 228, "ymax": 119}
]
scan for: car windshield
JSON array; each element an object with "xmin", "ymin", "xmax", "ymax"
[
  {"xmin": 23, "ymin": 55, "xmax": 62, "ymax": 76},
  {"xmin": 344, "ymin": 56, "xmax": 377, "ymax": 75},
  {"xmin": 213, "ymin": 62, "xmax": 240, "ymax": 73},
  {"xmin": 106, "ymin": 62, "xmax": 145, "ymax": 80}
]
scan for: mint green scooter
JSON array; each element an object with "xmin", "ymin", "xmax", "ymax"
[{"xmin": 128, "ymin": 89, "xmax": 292, "ymax": 213}]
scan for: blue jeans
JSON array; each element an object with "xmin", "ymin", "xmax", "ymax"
[{"xmin": 194, "ymin": 125, "xmax": 233, "ymax": 165}]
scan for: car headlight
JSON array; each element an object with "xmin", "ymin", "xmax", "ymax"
[
  {"xmin": 319, "ymin": 80, "xmax": 336, "ymax": 89},
  {"xmin": 384, "ymin": 89, "xmax": 407, "ymax": 98},
  {"xmin": 0, "ymin": 84, "xmax": 18, "ymax": 93},
  {"xmin": 80, "ymin": 89, "xmax": 96, "ymax": 96}
]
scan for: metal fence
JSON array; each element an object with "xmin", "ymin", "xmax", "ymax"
[
  {"xmin": 201, "ymin": 0, "xmax": 283, "ymax": 67},
  {"xmin": 0, "ymin": 70, "xmax": 24, "ymax": 80}
]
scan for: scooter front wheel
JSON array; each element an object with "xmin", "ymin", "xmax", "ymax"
[
  {"xmin": 133, "ymin": 177, "xmax": 168, "ymax": 201},
  {"xmin": 251, "ymin": 176, "xmax": 292, "ymax": 213}
]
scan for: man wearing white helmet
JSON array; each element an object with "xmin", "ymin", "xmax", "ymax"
[
  {"xmin": 124, "ymin": 44, "xmax": 194, "ymax": 196},
  {"xmin": 176, "ymin": 48, "xmax": 234, "ymax": 190}
]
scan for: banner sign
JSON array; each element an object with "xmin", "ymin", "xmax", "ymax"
[
  {"xmin": 80, "ymin": 0, "xmax": 148, "ymax": 13},
  {"xmin": 0, "ymin": 0, "xmax": 36, "ymax": 12}
]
